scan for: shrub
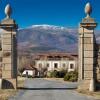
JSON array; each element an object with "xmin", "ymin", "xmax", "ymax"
[
  {"xmin": 46, "ymin": 71, "xmax": 51, "ymax": 78},
  {"xmin": 46, "ymin": 70, "xmax": 67, "ymax": 78},
  {"xmin": 22, "ymin": 74, "xmax": 33, "ymax": 78},
  {"xmin": 58, "ymin": 70, "xmax": 67, "ymax": 78},
  {"xmin": 46, "ymin": 70, "xmax": 58, "ymax": 78},
  {"xmin": 64, "ymin": 71, "xmax": 78, "ymax": 82},
  {"xmin": 50, "ymin": 70, "xmax": 58, "ymax": 78},
  {"xmin": 64, "ymin": 73, "xmax": 71, "ymax": 81}
]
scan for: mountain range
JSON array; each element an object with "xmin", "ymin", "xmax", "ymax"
[{"xmin": 18, "ymin": 24, "xmax": 100, "ymax": 53}]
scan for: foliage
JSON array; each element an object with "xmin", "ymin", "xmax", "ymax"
[
  {"xmin": 51, "ymin": 70, "xmax": 58, "ymax": 78},
  {"xmin": 18, "ymin": 56, "xmax": 30, "ymax": 75},
  {"xmin": 18, "ymin": 67, "xmax": 25, "ymax": 75},
  {"xmin": 22, "ymin": 74, "xmax": 33, "ymax": 78},
  {"xmin": 64, "ymin": 71, "xmax": 78, "ymax": 82},
  {"xmin": 47, "ymin": 70, "xmax": 67, "ymax": 78}
]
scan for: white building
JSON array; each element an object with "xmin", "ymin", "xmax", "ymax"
[
  {"xmin": 34, "ymin": 52, "xmax": 78, "ymax": 72},
  {"xmin": 22, "ymin": 70, "xmax": 34, "ymax": 77},
  {"xmin": 22, "ymin": 66, "xmax": 37, "ymax": 77}
]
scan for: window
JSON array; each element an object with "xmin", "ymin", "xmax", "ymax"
[
  {"xmin": 63, "ymin": 63, "xmax": 66, "ymax": 68},
  {"xmin": 39, "ymin": 63, "xmax": 42, "ymax": 68},
  {"xmin": 54, "ymin": 63, "xmax": 58, "ymax": 68},
  {"xmin": 70, "ymin": 64, "xmax": 74, "ymax": 69},
  {"xmin": 47, "ymin": 63, "xmax": 49, "ymax": 67}
]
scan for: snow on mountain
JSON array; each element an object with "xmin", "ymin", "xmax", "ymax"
[{"xmin": 28, "ymin": 24, "xmax": 66, "ymax": 30}]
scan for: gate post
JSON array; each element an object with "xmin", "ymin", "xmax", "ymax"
[
  {"xmin": 78, "ymin": 3, "xmax": 97, "ymax": 91},
  {"xmin": 0, "ymin": 4, "xmax": 18, "ymax": 89}
]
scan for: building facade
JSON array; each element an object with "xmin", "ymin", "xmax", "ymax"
[{"xmin": 34, "ymin": 53, "xmax": 78, "ymax": 73}]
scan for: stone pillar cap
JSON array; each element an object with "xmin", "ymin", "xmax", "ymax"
[
  {"xmin": 85, "ymin": 2, "xmax": 92, "ymax": 18},
  {"xmin": 5, "ymin": 4, "xmax": 12, "ymax": 19}
]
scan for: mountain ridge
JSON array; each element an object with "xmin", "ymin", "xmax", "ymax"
[{"xmin": 18, "ymin": 25, "xmax": 100, "ymax": 53}]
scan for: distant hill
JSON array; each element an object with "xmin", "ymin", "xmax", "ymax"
[{"xmin": 18, "ymin": 24, "xmax": 100, "ymax": 53}]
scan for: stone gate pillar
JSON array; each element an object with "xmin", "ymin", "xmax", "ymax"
[
  {"xmin": 78, "ymin": 3, "xmax": 97, "ymax": 91},
  {"xmin": 0, "ymin": 4, "xmax": 18, "ymax": 89}
]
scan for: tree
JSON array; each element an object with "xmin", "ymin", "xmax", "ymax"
[{"xmin": 18, "ymin": 55, "xmax": 30, "ymax": 75}]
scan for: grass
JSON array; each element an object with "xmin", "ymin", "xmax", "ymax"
[
  {"xmin": 77, "ymin": 90, "xmax": 100, "ymax": 99},
  {"xmin": 0, "ymin": 89, "xmax": 17, "ymax": 100},
  {"xmin": 17, "ymin": 76, "xmax": 26, "ymax": 88},
  {"xmin": 0, "ymin": 77, "xmax": 26, "ymax": 100}
]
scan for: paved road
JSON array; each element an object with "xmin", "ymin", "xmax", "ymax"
[{"xmin": 9, "ymin": 78, "xmax": 96, "ymax": 100}]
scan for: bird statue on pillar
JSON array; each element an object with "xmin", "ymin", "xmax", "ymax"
[
  {"xmin": 5, "ymin": 4, "xmax": 12, "ymax": 19},
  {"xmin": 85, "ymin": 2, "xmax": 92, "ymax": 18}
]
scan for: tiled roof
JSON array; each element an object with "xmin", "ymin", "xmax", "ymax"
[
  {"xmin": 24, "ymin": 65, "xmax": 37, "ymax": 70},
  {"xmin": 33, "ymin": 52, "xmax": 78, "ymax": 60}
]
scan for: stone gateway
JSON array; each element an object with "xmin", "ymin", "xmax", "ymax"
[
  {"xmin": 78, "ymin": 3, "xmax": 100, "ymax": 91},
  {"xmin": 0, "ymin": 4, "xmax": 18, "ymax": 89},
  {"xmin": 0, "ymin": 2, "xmax": 99, "ymax": 91}
]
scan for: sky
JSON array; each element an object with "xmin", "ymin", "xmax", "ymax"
[{"xmin": 0, "ymin": 0, "xmax": 99, "ymax": 29}]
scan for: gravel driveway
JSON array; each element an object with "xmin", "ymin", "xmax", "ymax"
[{"xmin": 9, "ymin": 78, "xmax": 96, "ymax": 100}]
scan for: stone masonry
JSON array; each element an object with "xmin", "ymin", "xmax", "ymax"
[
  {"xmin": 78, "ymin": 3, "xmax": 99, "ymax": 91},
  {"xmin": 0, "ymin": 4, "xmax": 18, "ymax": 89}
]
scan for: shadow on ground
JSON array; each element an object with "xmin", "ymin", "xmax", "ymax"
[{"xmin": 17, "ymin": 87, "xmax": 77, "ymax": 90}]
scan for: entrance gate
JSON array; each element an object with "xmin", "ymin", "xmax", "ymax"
[{"xmin": 0, "ymin": 3, "xmax": 99, "ymax": 91}]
